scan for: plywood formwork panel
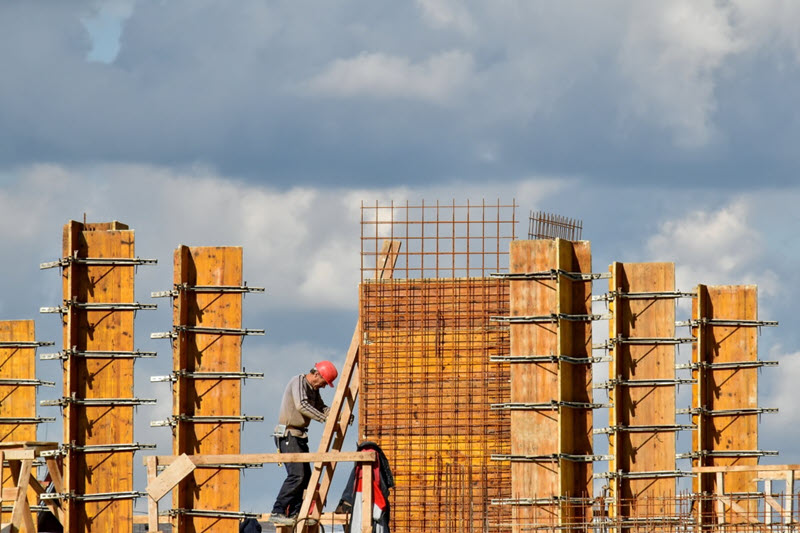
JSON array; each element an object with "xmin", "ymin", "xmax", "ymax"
[
  {"xmin": 172, "ymin": 246, "xmax": 243, "ymax": 533},
  {"xmin": 0, "ymin": 320, "xmax": 39, "ymax": 526},
  {"xmin": 61, "ymin": 221, "xmax": 136, "ymax": 533},
  {"xmin": 360, "ymin": 278, "xmax": 511, "ymax": 533},
  {"xmin": 508, "ymin": 239, "xmax": 592, "ymax": 531},
  {"xmin": 608, "ymin": 262, "xmax": 677, "ymax": 522},
  {"xmin": 692, "ymin": 285, "xmax": 759, "ymax": 522}
]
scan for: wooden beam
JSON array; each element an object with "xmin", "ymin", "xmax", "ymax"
[
  {"xmin": 149, "ymin": 451, "xmax": 375, "ymax": 466},
  {"xmin": 147, "ymin": 454, "xmax": 196, "ymax": 502}
]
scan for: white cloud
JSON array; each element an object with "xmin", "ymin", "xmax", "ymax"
[
  {"xmin": 305, "ymin": 50, "xmax": 474, "ymax": 103},
  {"xmin": 415, "ymin": 0, "xmax": 475, "ymax": 34},
  {"xmin": 618, "ymin": 1, "xmax": 742, "ymax": 147},
  {"xmin": 645, "ymin": 198, "xmax": 777, "ymax": 294}
]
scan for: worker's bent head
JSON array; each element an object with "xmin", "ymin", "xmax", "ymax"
[{"xmin": 313, "ymin": 360, "xmax": 338, "ymax": 387}]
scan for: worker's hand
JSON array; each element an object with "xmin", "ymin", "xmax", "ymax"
[{"xmin": 334, "ymin": 501, "xmax": 352, "ymax": 514}]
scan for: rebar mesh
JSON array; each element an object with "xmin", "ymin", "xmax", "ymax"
[
  {"xmin": 528, "ymin": 211, "xmax": 582, "ymax": 241},
  {"xmin": 360, "ymin": 199, "xmax": 517, "ymax": 280}
]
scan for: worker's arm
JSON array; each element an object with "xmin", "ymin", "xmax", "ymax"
[{"xmin": 293, "ymin": 377, "xmax": 328, "ymax": 423}]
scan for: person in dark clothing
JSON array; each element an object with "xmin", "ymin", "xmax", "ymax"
[
  {"xmin": 269, "ymin": 361, "xmax": 338, "ymax": 527},
  {"xmin": 336, "ymin": 441, "xmax": 394, "ymax": 533}
]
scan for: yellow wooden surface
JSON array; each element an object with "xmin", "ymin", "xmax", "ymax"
[
  {"xmin": 693, "ymin": 285, "xmax": 759, "ymax": 520},
  {"xmin": 360, "ymin": 277, "xmax": 511, "ymax": 533},
  {"xmin": 172, "ymin": 246, "xmax": 243, "ymax": 533},
  {"xmin": 0, "ymin": 320, "xmax": 37, "ymax": 528},
  {"xmin": 62, "ymin": 222, "xmax": 135, "ymax": 533},
  {"xmin": 609, "ymin": 263, "xmax": 676, "ymax": 519}
]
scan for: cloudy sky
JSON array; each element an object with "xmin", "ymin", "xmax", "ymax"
[{"xmin": 2, "ymin": 0, "xmax": 800, "ymax": 516}]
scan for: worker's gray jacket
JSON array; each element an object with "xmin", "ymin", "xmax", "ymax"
[{"xmin": 277, "ymin": 374, "xmax": 329, "ymax": 437}]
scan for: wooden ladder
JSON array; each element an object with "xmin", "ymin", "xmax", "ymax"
[{"xmin": 295, "ymin": 240, "xmax": 400, "ymax": 532}]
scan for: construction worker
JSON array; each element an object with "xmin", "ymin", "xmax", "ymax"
[{"xmin": 269, "ymin": 360, "xmax": 339, "ymax": 527}]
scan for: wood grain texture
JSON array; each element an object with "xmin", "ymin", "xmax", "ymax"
[{"xmin": 172, "ymin": 246, "xmax": 243, "ymax": 533}]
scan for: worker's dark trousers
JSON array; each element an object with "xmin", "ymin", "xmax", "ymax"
[{"xmin": 272, "ymin": 435, "xmax": 311, "ymax": 517}]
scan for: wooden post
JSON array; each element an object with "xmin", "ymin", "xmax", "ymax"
[
  {"xmin": 361, "ymin": 461, "xmax": 373, "ymax": 533},
  {"xmin": 171, "ymin": 246, "xmax": 246, "ymax": 533},
  {"xmin": 608, "ymin": 262, "xmax": 677, "ymax": 522},
  {"xmin": 60, "ymin": 221, "xmax": 139, "ymax": 533},
  {"xmin": 145, "ymin": 456, "xmax": 159, "ymax": 533}
]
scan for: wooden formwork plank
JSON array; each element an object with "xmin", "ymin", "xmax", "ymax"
[
  {"xmin": 692, "ymin": 285, "xmax": 759, "ymax": 520},
  {"xmin": 62, "ymin": 221, "xmax": 136, "ymax": 533},
  {"xmin": 359, "ymin": 277, "xmax": 511, "ymax": 533},
  {"xmin": 172, "ymin": 246, "xmax": 243, "ymax": 533},
  {"xmin": 556, "ymin": 240, "xmax": 593, "ymax": 524},
  {"xmin": 608, "ymin": 263, "xmax": 676, "ymax": 517},
  {"xmin": 0, "ymin": 320, "xmax": 37, "ymax": 528}
]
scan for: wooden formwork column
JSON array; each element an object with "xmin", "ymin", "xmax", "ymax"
[
  {"xmin": 59, "ymin": 221, "xmax": 141, "ymax": 533},
  {"xmin": 608, "ymin": 262, "xmax": 677, "ymax": 522},
  {"xmin": 171, "ymin": 246, "xmax": 248, "ymax": 533},
  {"xmin": 508, "ymin": 239, "xmax": 592, "ymax": 531},
  {"xmin": 692, "ymin": 285, "xmax": 760, "ymax": 523},
  {"xmin": 0, "ymin": 320, "xmax": 48, "ymax": 526}
]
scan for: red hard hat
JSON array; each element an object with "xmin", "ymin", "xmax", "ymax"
[{"xmin": 315, "ymin": 360, "xmax": 338, "ymax": 386}]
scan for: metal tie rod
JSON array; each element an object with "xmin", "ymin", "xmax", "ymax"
[
  {"xmin": 40, "ymin": 257, "xmax": 157, "ymax": 269},
  {"xmin": 492, "ymin": 453, "xmax": 611, "ymax": 463},
  {"xmin": 40, "ymin": 349, "xmax": 157, "ymax": 360},
  {"xmin": 0, "ymin": 341, "xmax": 55, "ymax": 348},
  {"xmin": 490, "ymin": 497, "xmax": 562, "ymax": 506},
  {"xmin": 491, "ymin": 270, "xmax": 610, "ymax": 281},
  {"xmin": 676, "ymin": 360, "xmax": 778, "ymax": 370},
  {"xmin": 151, "ymin": 326, "xmax": 265, "ymax": 339},
  {"xmin": 677, "ymin": 450, "xmax": 779, "ymax": 459},
  {"xmin": 41, "ymin": 443, "xmax": 157, "ymax": 456},
  {"xmin": 0, "ymin": 378, "xmax": 55, "ymax": 387},
  {"xmin": 41, "ymin": 397, "xmax": 157, "ymax": 407},
  {"xmin": 152, "ymin": 284, "xmax": 266, "ymax": 298},
  {"xmin": 677, "ymin": 318, "xmax": 779, "ymax": 327},
  {"xmin": 491, "ymin": 401, "xmax": 608, "ymax": 411},
  {"xmin": 0, "ymin": 417, "xmax": 55, "ymax": 424},
  {"xmin": 150, "ymin": 415, "xmax": 264, "ymax": 427},
  {"xmin": 41, "ymin": 302, "xmax": 157, "ymax": 313},
  {"xmin": 595, "ymin": 378, "xmax": 695, "ymax": 389},
  {"xmin": 490, "ymin": 313, "xmax": 610, "ymax": 324},
  {"xmin": 151, "ymin": 371, "xmax": 264, "ymax": 382},
  {"xmin": 593, "ymin": 290, "xmax": 696, "ymax": 302},
  {"xmin": 594, "ymin": 470, "xmax": 694, "ymax": 480},
  {"xmin": 602, "ymin": 336, "xmax": 696, "ymax": 347},
  {"xmin": 676, "ymin": 407, "xmax": 778, "ymax": 416},
  {"xmin": 594, "ymin": 424, "xmax": 695, "ymax": 434},
  {"xmin": 168, "ymin": 509, "xmax": 260, "ymax": 519},
  {"xmin": 490, "ymin": 354, "xmax": 611, "ymax": 364},
  {"xmin": 41, "ymin": 491, "xmax": 147, "ymax": 502}
]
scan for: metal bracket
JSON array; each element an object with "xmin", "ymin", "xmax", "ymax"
[
  {"xmin": 676, "ymin": 407, "xmax": 778, "ymax": 416},
  {"xmin": 168, "ymin": 509, "xmax": 260, "ymax": 519},
  {"xmin": 0, "ymin": 378, "xmax": 55, "ymax": 387},
  {"xmin": 676, "ymin": 360, "xmax": 778, "ymax": 370},
  {"xmin": 677, "ymin": 319, "xmax": 779, "ymax": 328},
  {"xmin": 593, "ymin": 290, "xmax": 696, "ymax": 302},
  {"xmin": 677, "ymin": 450, "xmax": 779, "ymax": 459},
  {"xmin": 41, "ymin": 397, "xmax": 157, "ymax": 407},
  {"xmin": 491, "ymin": 270, "xmax": 610, "ymax": 281},
  {"xmin": 594, "ymin": 470, "xmax": 694, "ymax": 479},
  {"xmin": 594, "ymin": 424, "xmax": 695, "ymax": 434},
  {"xmin": 490, "ymin": 313, "xmax": 610, "ymax": 324},
  {"xmin": 40, "ymin": 301, "xmax": 157, "ymax": 314},
  {"xmin": 597, "ymin": 336, "xmax": 695, "ymax": 349},
  {"xmin": 150, "ymin": 370, "xmax": 264, "ymax": 383},
  {"xmin": 151, "ymin": 326, "xmax": 265, "ymax": 339},
  {"xmin": 40, "ymin": 257, "xmax": 157, "ymax": 270},
  {"xmin": 595, "ymin": 378, "xmax": 695, "ymax": 389},
  {"xmin": 0, "ymin": 341, "xmax": 55, "ymax": 348},
  {"xmin": 41, "ymin": 443, "xmax": 157, "ymax": 456},
  {"xmin": 489, "ymin": 354, "xmax": 611, "ymax": 364},
  {"xmin": 492, "ymin": 453, "xmax": 612, "ymax": 463},
  {"xmin": 41, "ymin": 491, "xmax": 147, "ymax": 502},
  {"xmin": 40, "ymin": 349, "xmax": 157, "ymax": 360},
  {"xmin": 151, "ymin": 283, "xmax": 266, "ymax": 298},
  {"xmin": 150, "ymin": 415, "xmax": 264, "ymax": 427},
  {"xmin": 0, "ymin": 417, "xmax": 55, "ymax": 424},
  {"xmin": 491, "ymin": 401, "xmax": 608, "ymax": 411}
]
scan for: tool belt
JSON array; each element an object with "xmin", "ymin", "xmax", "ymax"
[{"xmin": 273, "ymin": 424, "xmax": 308, "ymax": 439}]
